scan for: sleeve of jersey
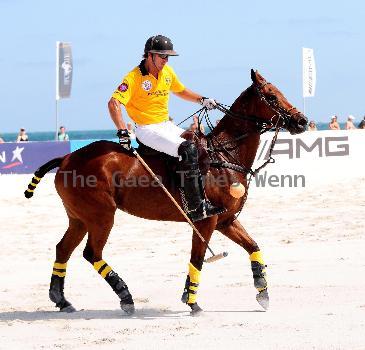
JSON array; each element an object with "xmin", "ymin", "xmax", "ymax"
[
  {"xmin": 111, "ymin": 76, "xmax": 134, "ymax": 106},
  {"xmin": 169, "ymin": 67, "xmax": 185, "ymax": 93}
]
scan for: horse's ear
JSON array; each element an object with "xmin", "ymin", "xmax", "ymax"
[{"xmin": 251, "ymin": 69, "xmax": 257, "ymax": 84}]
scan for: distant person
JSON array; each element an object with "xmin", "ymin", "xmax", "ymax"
[
  {"xmin": 345, "ymin": 115, "xmax": 356, "ymax": 130},
  {"xmin": 0, "ymin": 135, "xmax": 4, "ymax": 143},
  {"xmin": 16, "ymin": 128, "xmax": 29, "ymax": 142},
  {"xmin": 58, "ymin": 126, "xmax": 69, "ymax": 141},
  {"xmin": 126, "ymin": 122, "xmax": 136, "ymax": 140},
  {"xmin": 307, "ymin": 120, "xmax": 317, "ymax": 131},
  {"xmin": 189, "ymin": 115, "xmax": 205, "ymax": 134},
  {"xmin": 329, "ymin": 116, "xmax": 340, "ymax": 130},
  {"xmin": 358, "ymin": 116, "xmax": 365, "ymax": 129}
]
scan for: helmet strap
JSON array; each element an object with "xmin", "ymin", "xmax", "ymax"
[{"xmin": 151, "ymin": 53, "xmax": 159, "ymax": 70}]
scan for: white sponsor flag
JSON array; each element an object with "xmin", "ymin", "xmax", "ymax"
[
  {"xmin": 56, "ymin": 42, "xmax": 73, "ymax": 100},
  {"xmin": 302, "ymin": 47, "xmax": 316, "ymax": 97}
]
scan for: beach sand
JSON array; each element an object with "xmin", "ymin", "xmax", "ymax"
[{"xmin": 0, "ymin": 174, "xmax": 364, "ymax": 349}]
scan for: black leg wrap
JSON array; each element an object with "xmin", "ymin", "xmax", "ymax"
[
  {"xmin": 251, "ymin": 261, "xmax": 268, "ymax": 290},
  {"xmin": 49, "ymin": 275, "xmax": 75, "ymax": 312},
  {"xmin": 181, "ymin": 275, "xmax": 190, "ymax": 304},
  {"xmin": 105, "ymin": 271, "xmax": 134, "ymax": 314}
]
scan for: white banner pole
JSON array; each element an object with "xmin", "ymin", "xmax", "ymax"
[{"xmin": 55, "ymin": 41, "xmax": 60, "ymax": 140}]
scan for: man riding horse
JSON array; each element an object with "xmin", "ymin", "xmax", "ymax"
[
  {"xmin": 24, "ymin": 36, "xmax": 308, "ymax": 314},
  {"xmin": 108, "ymin": 34, "xmax": 225, "ymax": 222}
]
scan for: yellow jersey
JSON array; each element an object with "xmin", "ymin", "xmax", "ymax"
[{"xmin": 112, "ymin": 60, "xmax": 185, "ymax": 125}]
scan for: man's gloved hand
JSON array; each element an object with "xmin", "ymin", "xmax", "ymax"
[
  {"xmin": 200, "ymin": 97, "xmax": 217, "ymax": 110},
  {"xmin": 116, "ymin": 129, "xmax": 131, "ymax": 151}
]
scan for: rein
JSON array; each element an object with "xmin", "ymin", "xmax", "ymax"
[{"xmin": 205, "ymin": 80, "xmax": 302, "ymax": 178}]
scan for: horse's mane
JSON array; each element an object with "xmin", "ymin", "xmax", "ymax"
[{"xmin": 212, "ymin": 84, "xmax": 255, "ymax": 136}]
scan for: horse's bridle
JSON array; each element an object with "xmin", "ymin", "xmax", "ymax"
[
  {"xmin": 215, "ymin": 81, "xmax": 302, "ymax": 132},
  {"xmin": 206, "ymin": 80, "xmax": 305, "ymax": 175},
  {"xmin": 253, "ymin": 81, "xmax": 302, "ymax": 130}
]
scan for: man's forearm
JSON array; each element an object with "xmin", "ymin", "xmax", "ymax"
[
  {"xmin": 108, "ymin": 98, "xmax": 127, "ymax": 130},
  {"xmin": 174, "ymin": 88, "xmax": 202, "ymax": 104}
]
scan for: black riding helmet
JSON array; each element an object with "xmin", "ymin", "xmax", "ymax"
[{"xmin": 144, "ymin": 35, "xmax": 179, "ymax": 56}]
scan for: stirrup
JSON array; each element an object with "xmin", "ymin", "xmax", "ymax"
[{"xmin": 189, "ymin": 200, "xmax": 226, "ymax": 222}]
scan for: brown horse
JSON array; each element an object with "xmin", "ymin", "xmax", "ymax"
[{"xmin": 25, "ymin": 70, "xmax": 307, "ymax": 315}]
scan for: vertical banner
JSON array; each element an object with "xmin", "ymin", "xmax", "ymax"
[
  {"xmin": 56, "ymin": 41, "xmax": 73, "ymax": 100},
  {"xmin": 302, "ymin": 48, "xmax": 316, "ymax": 98}
]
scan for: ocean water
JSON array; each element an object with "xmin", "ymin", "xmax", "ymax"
[
  {"xmin": 0, "ymin": 122, "xmax": 348, "ymax": 142},
  {"xmin": 0, "ymin": 129, "xmax": 117, "ymax": 143}
]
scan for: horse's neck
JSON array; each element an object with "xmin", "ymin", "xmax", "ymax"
[
  {"xmin": 211, "ymin": 88, "xmax": 261, "ymax": 169},
  {"xmin": 212, "ymin": 122, "xmax": 260, "ymax": 169}
]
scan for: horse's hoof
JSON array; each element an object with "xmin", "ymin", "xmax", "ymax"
[
  {"xmin": 60, "ymin": 304, "xmax": 76, "ymax": 313},
  {"xmin": 189, "ymin": 303, "xmax": 203, "ymax": 316},
  {"xmin": 120, "ymin": 302, "xmax": 135, "ymax": 315},
  {"xmin": 256, "ymin": 289, "xmax": 269, "ymax": 310}
]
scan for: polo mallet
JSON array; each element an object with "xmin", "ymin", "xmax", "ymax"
[{"xmin": 132, "ymin": 148, "xmax": 228, "ymax": 263}]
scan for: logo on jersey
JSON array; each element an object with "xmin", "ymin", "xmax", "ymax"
[
  {"xmin": 118, "ymin": 83, "xmax": 128, "ymax": 92},
  {"xmin": 142, "ymin": 80, "xmax": 152, "ymax": 91},
  {"xmin": 165, "ymin": 77, "xmax": 171, "ymax": 85}
]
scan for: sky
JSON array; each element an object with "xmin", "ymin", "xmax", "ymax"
[{"xmin": 0, "ymin": 0, "xmax": 364, "ymax": 133}]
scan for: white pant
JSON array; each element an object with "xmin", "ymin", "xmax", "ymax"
[{"xmin": 135, "ymin": 121, "xmax": 186, "ymax": 157}]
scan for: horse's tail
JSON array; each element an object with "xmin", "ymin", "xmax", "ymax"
[{"xmin": 24, "ymin": 157, "xmax": 64, "ymax": 199}]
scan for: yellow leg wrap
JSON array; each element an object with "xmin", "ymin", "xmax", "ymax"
[
  {"xmin": 93, "ymin": 260, "xmax": 112, "ymax": 279},
  {"xmin": 249, "ymin": 251, "xmax": 265, "ymax": 265},
  {"xmin": 52, "ymin": 261, "xmax": 67, "ymax": 278},
  {"xmin": 187, "ymin": 263, "xmax": 201, "ymax": 304},
  {"xmin": 250, "ymin": 251, "xmax": 267, "ymax": 292}
]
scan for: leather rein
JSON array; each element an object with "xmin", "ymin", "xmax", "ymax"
[{"xmin": 204, "ymin": 81, "xmax": 301, "ymax": 177}]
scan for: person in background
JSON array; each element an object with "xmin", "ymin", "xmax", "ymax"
[
  {"xmin": 16, "ymin": 128, "xmax": 29, "ymax": 142},
  {"xmin": 58, "ymin": 126, "xmax": 69, "ymax": 141},
  {"xmin": 126, "ymin": 122, "xmax": 136, "ymax": 140},
  {"xmin": 345, "ymin": 115, "xmax": 356, "ymax": 130},
  {"xmin": 358, "ymin": 116, "xmax": 365, "ymax": 129},
  {"xmin": 307, "ymin": 120, "xmax": 317, "ymax": 131},
  {"xmin": 189, "ymin": 115, "xmax": 205, "ymax": 134},
  {"xmin": 0, "ymin": 135, "xmax": 4, "ymax": 143},
  {"xmin": 329, "ymin": 116, "xmax": 340, "ymax": 130}
]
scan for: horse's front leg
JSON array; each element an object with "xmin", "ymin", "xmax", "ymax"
[
  {"xmin": 217, "ymin": 219, "xmax": 269, "ymax": 310},
  {"xmin": 181, "ymin": 217, "xmax": 217, "ymax": 315}
]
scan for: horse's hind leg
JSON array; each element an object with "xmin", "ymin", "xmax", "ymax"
[
  {"xmin": 49, "ymin": 217, "xmax": 87, "ymax": 312},
  {"xmin": 82, "ymin": 215, "xmax": 135, "ymax": 315},
  {"xmin": 217, "ymin": 219, "xmax": 269, "ymax": 310}
]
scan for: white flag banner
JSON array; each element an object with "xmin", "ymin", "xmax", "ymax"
[
  {"xmin": 56, "ymin": 42, "xmax": 73, "ymax": 100},
  {"xmin": 302, "ymin": 47, "xmax": 316, "ymax": 98}
]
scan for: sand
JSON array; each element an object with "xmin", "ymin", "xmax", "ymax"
[{"xmin": 0, "ymin": 173, "xmax": 364, "ymax": 349}]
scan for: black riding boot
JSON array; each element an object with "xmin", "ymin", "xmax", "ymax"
[{"xmin": 177, "ymin": 140, "xmax": 226, "ymax": 222}]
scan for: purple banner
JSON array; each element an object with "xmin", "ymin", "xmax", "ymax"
[{"xmin": 0, "ymin": 142, "xmax": 70, "ymax": 174}]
